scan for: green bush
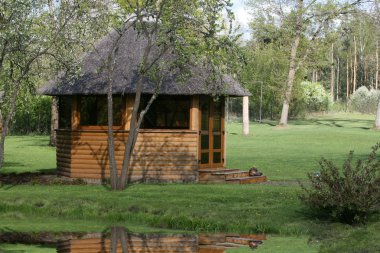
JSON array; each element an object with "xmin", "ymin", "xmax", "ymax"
[
  {"xmin": 300, "ymin": 81, "xmax": 330, "ymax": 112},
  {"xmin": 300, "ymin": 144, "xmax": 380, "ymax": 224},
  {"xmin": 349, "ymin": 86, "xmax": 380, "ymax": 114}
]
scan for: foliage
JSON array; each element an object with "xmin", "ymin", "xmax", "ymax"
[
  {"xmin": 349, "ymin": 86, "xmax": 380, "ymax": 114},
  {"xmin": 238, "ymin": 44, "xmax": 290, "ymax": 120},
  {"xmin": 300, "ymin": 143, "xmax": 380, "ymax": 224},
  {"xmin": 300, "ymin": 81, "xmax": 330, "ymax": 112},
  {"xmin": 9, "ymin": 96, "xmax": 51, "ymax": 135},
  {"xmin": 0, "ymin": 0, "xmax": 114, "ymax": 168}
]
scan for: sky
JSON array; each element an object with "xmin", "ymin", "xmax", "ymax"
[{"xmin": 231, "ymin": 0, "xmax": 251, "ymax": 41}]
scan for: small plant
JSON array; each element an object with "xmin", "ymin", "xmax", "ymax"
[{"xmin": 300, "ymin": 143, "xmax": 380, "ymax": 224}]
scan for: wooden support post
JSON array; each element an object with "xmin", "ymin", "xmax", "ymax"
[
  {"xmin": 71, "ymin": 96, "xmax": 80, "ymax": 130},
  {"xmin": 190, "ymin": 96, "xmax": 199, "ymax": 131},
  {"xmin": 50, "ymin": 96, "xmax": 59, "ymax": 146},
  {"xmin": 243, "ymin": 96, "xmax": 249, "ymax": 136},
  {"xmin": 224, "ymin": 97, "xmax": 228, "ymax": 166},
  {"xmin": 123, "ymin": 95, "xmax": 134, "ymax": 130}
]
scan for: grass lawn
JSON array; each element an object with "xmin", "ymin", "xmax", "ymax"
[
  {"xmin": 227, "ymin": 112, "xmax": 380, "ymax": 180},
  {"xmin": 2, "ymin": 135, "xmax": 55, "ymax": 174},
  {"xmin": 1, "ymin": 113, "xmax": 380, "ymax": 252},
  {"xmin": 0, "ymin": 244, "xmax": 55, "ymax": 253}
]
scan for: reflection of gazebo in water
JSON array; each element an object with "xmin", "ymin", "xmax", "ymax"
[{"xmin": 57, "ymin": 231, "xmax": 266, "ymax": 253}]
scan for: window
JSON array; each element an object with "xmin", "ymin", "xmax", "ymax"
[
  {"xmin": 141, "ymin": 96, "xmax": 190, "ymax": 129},
  {"xmin": 80, "ymin": 96, "xmax": 122, "ymax": 126},
  {"xmin": 58, "ymin": 96, "xmax": 72, "ymax": 129}
]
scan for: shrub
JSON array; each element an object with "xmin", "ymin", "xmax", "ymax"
[
  {"xmin": 300, "ymin": 81, "xmax": 330, "ymax": 112},
  {"xmin": 300, "ymin": 143, "xmax": 380, "ymax": 224},
  {"xmin": 350, "ymin": 86, "xmax": 380, "ymax": 113}
]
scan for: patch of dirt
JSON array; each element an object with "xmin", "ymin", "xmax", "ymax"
[{"xmin": 0, "ymin": 172, "xmax": 87, "ymax": 185}]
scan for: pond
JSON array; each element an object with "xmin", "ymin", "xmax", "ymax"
[{"xmin": 0, "ymin": 227, "xmax": 266, "ymax": 252}]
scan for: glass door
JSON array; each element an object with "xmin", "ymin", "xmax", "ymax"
[{"xmin": 199, "ymin": 96, "xmax": 224, "ymax": 169}]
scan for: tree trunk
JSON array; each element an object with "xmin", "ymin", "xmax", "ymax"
[
  {"xmin": 107, "ymin": 77, "xmax": 118, "ymax": 190},
  {"xmin": 110, "ymin": 227, "xmax": 128, "ymax": 253},
  {"xmin": 376, "ymin": 40, "xmax": 379, "ymax": 90},
  {"xmin": 330, "ymin": 43, "xmax": 335, "ymax": 100},
  {"xmin": 353, "ymin": 36, "xmax": 357, "ymax": 91},
  {"xmin": 373, "ymin": 0, "xmax": 380, "ymax": 128},
  {"xmin": 346, "ymin": 55, "xmax": 350, "ymax": 99},
  {"xmin": 105, "ymin": 31, "xmax": 123, "ymax": 190},
  {"xmin": 375, "ymin": 99, "xmax": 380, "ymax": 129},
  {"xmin": 0, "ymin": 83, "xmax": 20, "ymax": 168},
  {"xmin": 242, "ymin": 96, "xmax": 249, "ymax": 135},
  {"xmin": 117, "ymin": 37, "xmax": 157, "ymax": 190},
  {"xmin": 336, "ymin": 57, "xmax": 340, "ymax": 101},
  {"xmin": 49, "ymin": 96, "xmax": 58, "ymax": 146},
  {"xmin": 279, "ymin": 0, "xmax": 303, "ymax": 126},
  {"xmin": 364, "ymin": 57, "xmax": 368, "ymax": 86}
]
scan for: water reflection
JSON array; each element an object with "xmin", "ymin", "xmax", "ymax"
[{"xmin": 0, "ymin": 227, "xmax": 266, "ymax": 252}]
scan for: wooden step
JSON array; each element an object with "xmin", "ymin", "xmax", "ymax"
[
  {"xmin": 198, "ymin": 169, "xmax": 239, "ymax": 173},
  {"xmin": 226, "ymin": 237, "xmax": 251, "ymax": 245},
  {"xmin": 215, "ymin": 242, "xmax": 242, "ymax": 248},
  {"xmin": 198, "ymin": 169, "xmax": 240, "ymax": 182},
  {"xmin": 212, "ymin": 171, "xmax": 250, "ymax": 179},
  {"xmin": 226, "ymin": 176, "xmax": 267, "ymax": 184},
  {"xmin": 225, "ymin": 237, "xmax": 263, "ymax": 246},
  {"xmin": 198, "ymin": 168, "xmax": 267, "ymax": 184}
]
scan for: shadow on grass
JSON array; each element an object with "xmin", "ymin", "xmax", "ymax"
[
  {"xmin": 23, "ymin": 139, "xmax": 52, "ymax": 147},
  {"xmin": 3, "ymin": 161, "xmax": 24, "ymax": 167},
  {"xmin": 0, "ymin": 168, "xmax": 56, "ymax": 175},
  {"xmin": 290, "ymin": 118, "xmax": 374, "ymax": 129},
  {"xmin": 0, "ymin": 169, "xmax": 57, "ymax": 188}
]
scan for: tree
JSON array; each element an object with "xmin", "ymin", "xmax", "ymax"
[
  {"xmin": 101, "ymin": 0, "xmax": 239, "ymax": 190},
  {"xmin": 280, "ymin": 0, "xmax": 367, "ymax": 126},
  {"xmin": 0, "ymin": 0, "xmax": 112, "ymax": 167},
  {"xmin": 374, "ymin": 0, "xmax": 380, "ymax": 129},
  {"xmin": 247, "ymin": 0, "xmax": 366, "ymax": 126}
]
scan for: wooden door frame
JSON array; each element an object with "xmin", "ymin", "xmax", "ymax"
[{"xmin": 198, "ymin": 96, "xmax": 225, "ymax": 169}]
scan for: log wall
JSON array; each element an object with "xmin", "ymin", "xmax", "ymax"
[{"xmin": 56, "ymin": 129, "xmax": 199, "ymax": 182}]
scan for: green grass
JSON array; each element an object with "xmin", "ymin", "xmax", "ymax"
[
  {"xmin": 1, "ymin": 113, "xmax": 380, "ymax": 252},
  {"xmin": 2, "ymin": 135, "xmax": 55, "ymax": 174},
  {"xmin": 0, "ymin": 184, "xmax": 307, "ymax": 234},
  {"xmin": 0, "ymin": 244, "xmax": 55, "ymax": 253},
  {"xmin": 227, "ymin": 236, "xmax": 319, "ymax": 253},
  {"xmin": 227, "ymin": 113, "xmax": 380, "ymax": 180}
]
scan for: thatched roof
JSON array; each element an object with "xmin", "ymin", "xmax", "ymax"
[{"xmin": 39, "ymin": 25, "xmax": 250, "ymax": 97}]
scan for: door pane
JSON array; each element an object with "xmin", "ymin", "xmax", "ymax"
[
  {"xmin": 201, "ymin": 103, "xmax": 210, "ymax": 131},
  {"xmin": 201, "ymin": 152, "xmax": 209, "ymax": 164},
  {"xmin": 213, "ymin": 134, "xmax": 221, "ymax": 149},
  {"xmin": 213, "ymin": 152, "xmax": 221, "ymax": 164},
  {"xmin": 201, "ymin": 134, "xmax": 209, "ymax": 149},
  {"xmin": 213, "ymin": 100, "xmax": 221, "ymax": 131}
]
